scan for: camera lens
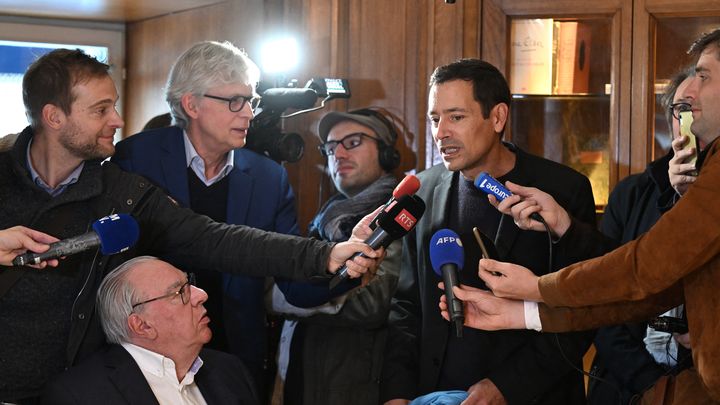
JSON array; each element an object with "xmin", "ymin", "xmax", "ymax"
[{"xmin": 274, "ymin": 133, "xmax": 304, "ymax": 163}]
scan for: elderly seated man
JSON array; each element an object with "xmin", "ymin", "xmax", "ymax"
[{"xmin": 41, "ymin": 256, "xmax": 258, "ymax": 405}]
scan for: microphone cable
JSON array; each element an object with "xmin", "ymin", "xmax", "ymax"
[
  {"xmin": 528, "ymin": 213, "xmax": 624, "ymax": 405},
  {"xmin": 552, "ymin": 332, "xmax": 623, "ymax": 405}
]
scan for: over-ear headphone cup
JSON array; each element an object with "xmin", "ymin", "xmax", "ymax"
[
  {"xmin": 349, "ymin": 108, "xmax": 401, "ymax": 171},
  {"xmin": 378, "ymin": 144, "xmax": 400, "ymax": 171}
]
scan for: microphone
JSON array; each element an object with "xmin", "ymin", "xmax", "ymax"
[
  {"xmin": 259, "ymin": 88, "xmax": 318, "ymax": 111},
  {"xmin": 12, "ymin": 214, "xmax": 140, "ymax": 266},
  {"xmin": 474, "ymin": 172, "xmax": 544, "ymax": 223},
  {"xmin": 370, "ymin": 174, "xmax": 421, "ymax": 230},
  {"xmin": 393, "ymin": 174, "xmax": 421, "ymax": 198},
  {"xmin": 429, "ymin": 229, "xmax": 465, "ymax": 337},
  {"xmin": 329, "ymin": 194, "xmax": 426, "ymax": 289}
]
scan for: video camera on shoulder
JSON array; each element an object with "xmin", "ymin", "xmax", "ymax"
[
  {"xmin": 648, "ymin": 316, "xmax": 688, "ymax": 334},
  {"xmin": 245, "ymin": 78, "xmax": 351, "ymax": 163}
]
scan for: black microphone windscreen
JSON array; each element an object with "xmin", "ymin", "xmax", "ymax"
[
  {"xmin": 260, "ymin": 88, "xmax": 318, "ymax": 111},
  {"xmin": 375, "ymin": 195, "xmax": 426, "ymax": 239}
]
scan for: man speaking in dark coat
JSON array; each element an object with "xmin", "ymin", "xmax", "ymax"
[{"xmin": 380, "ymin": 59, "xmax": 596, "ymax": 405}]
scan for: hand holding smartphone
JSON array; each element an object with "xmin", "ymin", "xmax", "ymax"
[{"xmin": 472, "ymin": 227, "xmax": 503, "ymax": 277}]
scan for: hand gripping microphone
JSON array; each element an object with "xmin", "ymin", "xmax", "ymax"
[
  {"xmin": 12, "ymin": 214, "xmax": 140, "ymax": 266},
  {"xmin": 329, "ymin": 194, "xmax": 426, "ymax": 289},
  {"xmin": 474, "ymin": 172, "xmax": 544, "ymax": 223},
  {"xmin": 370, "ymin": 174, "xmax": 421, "ymax": 230},
  {"xmin": 429, "ymin": 229, "xmax": 465, "ymax": 338}
]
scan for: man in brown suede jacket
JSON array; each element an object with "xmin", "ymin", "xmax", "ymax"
[{"xmin": 440, "ymin": 29, "xmax": 720, "ymax": 404}]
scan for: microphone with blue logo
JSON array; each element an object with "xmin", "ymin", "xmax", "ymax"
[
  {"xmin": 12, "ymin": 214, "xmax": 140, "ymax": 266},
  {"xmin": 474, "ymin": 172, "xmax": 544, "ymax": 223},
  {"xmin": 429, "ymin": 229, "xmax": 465, "ymax": 337}
]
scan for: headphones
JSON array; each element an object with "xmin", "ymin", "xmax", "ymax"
[{"xmin": 349, "ymin": 108, "xmax": 401, "ymax": 172}]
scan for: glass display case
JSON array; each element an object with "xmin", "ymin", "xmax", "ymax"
[
  {"xmin": 507, "ymin": 17, "xmax": 613, "ymax": 208},
  {"xmin": 511, "ymin": 94, "xmax": 610, "ymax": 206}
]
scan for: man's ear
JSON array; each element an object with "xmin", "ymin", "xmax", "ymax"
[
  {"xmin": 181, "ymin": 93, "xmax": 200, "ymax": 120},
  {"xmin": 41, "ymin": 104, "xmax": 65, "ymax": 131},
  {"xmin": 128, "ymin": 313, "xmax": 157, "ymax": 340},
  {"xmin": 491, "ymin": 102, "xmax": 509, "ymax": 135}
]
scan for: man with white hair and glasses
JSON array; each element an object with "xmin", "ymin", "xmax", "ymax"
[
  {"xmin": 112, "ymin": 41, "xmax": 300, "ymax": 398},
  {"xmin": 42, "ymin": 256, "xmax": 258, "ymax": 405}
]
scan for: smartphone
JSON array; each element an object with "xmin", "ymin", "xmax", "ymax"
[
  {"xmin": 472, "ymin": 227, "xmax": 503, "ymax": 276},
  {"xmin": 679, "ymin": 110, "xmax": 699, "ymax": 176}
]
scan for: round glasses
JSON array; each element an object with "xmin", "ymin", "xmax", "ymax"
[
  {"xmin": 131, "ymin": 273, "xmax": 195, "ymax": 309},
  {"xmin": 204, "ymin": 94, "xmax": 260, "ymax": 112}
]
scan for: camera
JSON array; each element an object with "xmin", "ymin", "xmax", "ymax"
[
  {"xmin": 648, "ymin": 316, "xmax": 688, "ymax": 334},
  {"xmin": 245, "ymin": 78, "xmax": 351, "ymax": 163}
]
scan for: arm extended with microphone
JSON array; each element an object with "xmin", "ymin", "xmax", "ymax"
[
  {"xmin": 329, "ymin": 194, "xmax": 426, "ymax": 289},
  {"xmin": 12, "ymin": 214, "xmax": 140, "ymax": 266},
  {"xmin": 429, "ymin": 229, "xmax": 465, "ymax": 338}
]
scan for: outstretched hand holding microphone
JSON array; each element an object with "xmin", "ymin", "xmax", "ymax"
[
  {"xmin": 0, "ymin": 226, "xmax": 60, "ymax": 268},
  {"xmin": 475, "ymin": 172, "xmax": 572, "ymax": 239},
  {"xmin": 11, "ymin": 214, "xmax": 140, "ymax": 268},
  {"xmin": 329, "ymin": 192, "xmax": 426, "ymax": 289}
]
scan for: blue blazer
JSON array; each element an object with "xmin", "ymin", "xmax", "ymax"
[{"xmin": 111, "ymin": 126, "xmax": 299, "ymax": 379}]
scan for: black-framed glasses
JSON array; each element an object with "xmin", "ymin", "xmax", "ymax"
[
  {"xmin": 318, "ymin": 132, "xmax": 379, "ymax": 157},
  {"xmin": 131, "ymin": 273, "xmax": 195, "ymax": 309},
  {"xmin": 669, "ymin": 102, "xmax": 692, "ymax": 120},
  {"xmin": 204, "ymin": 94, "xmax": 260, "ymax": 112}
]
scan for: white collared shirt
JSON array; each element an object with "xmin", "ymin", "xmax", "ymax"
[
  {"xmin": 121, "ymin": 343, "xmax": 208, "ymax": 405},
  {"xmin": 183, "ymin": 131, "xmax": 234, "ymax": 186}
]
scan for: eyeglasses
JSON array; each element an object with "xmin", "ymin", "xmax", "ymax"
[
  {"xmin": 669, "ymin": 102, "xmax": 692, "ymax": 121},
  {"xmin": 319, "ymin": 133, "xmax": 379, "ymax": 157},
  {"xmin": 132, "ymin": 273, "xmax": 195, "ymax": 309},
  {"xmin": 203, "ymin": 94, "xmax": 260, "ymax": 112}
]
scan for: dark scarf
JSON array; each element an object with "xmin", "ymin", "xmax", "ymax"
[{"xmin": 309, "ymin": 174, "xmax": 398, "ymax": 242}]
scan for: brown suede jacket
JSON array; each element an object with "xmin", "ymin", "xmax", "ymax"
[{"xmin": 537, "ymin": 140, "xmax": 720, "ymax": 402}]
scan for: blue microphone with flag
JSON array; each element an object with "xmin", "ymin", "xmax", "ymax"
[{"xmin": 12, "ymin": 214, "xmax": 140, "ymax": 266}]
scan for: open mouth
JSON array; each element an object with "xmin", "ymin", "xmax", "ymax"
[
  {"xmin": 199, "ymin": 311, "xmax": 210, "ymax": 324},
  {"xmin": 440, "ymin": 145, "xmax": 460, "ymax": 157}
]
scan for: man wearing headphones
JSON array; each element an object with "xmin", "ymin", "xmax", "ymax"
[{"xmin": 271, "ymin": 109, "xmax": 403, "ymax": 405}]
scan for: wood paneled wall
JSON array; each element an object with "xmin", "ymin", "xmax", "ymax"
[
  {"xmin": 125, "ymin": 0, "xmax": 267, "ymax": 132},
  {"xmin": 124, "ymin": 0, "xmax": 479, "ymax": 233}
]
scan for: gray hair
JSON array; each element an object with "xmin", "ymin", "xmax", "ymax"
[
  {"xmin": 165, "ymin": 41, "xmax": 260, "ymax": 129},
  {"xmin": 97, "ymin": 255, "xmax": 158, "ymax": 344}
]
